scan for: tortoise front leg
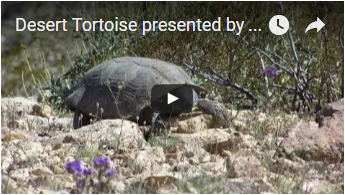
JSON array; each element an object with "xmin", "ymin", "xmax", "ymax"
[
  {"xmin": 144, "ymin": 112, "xmax": 171, "ymax": 140},
  {"xmin": 73, "ymin": 110, "xmax": 91, "ymax": 129}
]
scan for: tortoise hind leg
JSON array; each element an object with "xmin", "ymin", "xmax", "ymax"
[
  {"xmin": 73, "ymin": 110, "xmax": 91, "ymax": 129},
  {"xmin": 197, "ymin": 99, "xmax": 231, "ymax": 128},
  {"xmin": 136, "ymin": 106, "xmax": 170, "ymax": 140},
  {"xmin": 151, "ymin": 113, "xmax": 171, "ymax": 135},
  {"xmin": 144, "ymin": 113, "xmax": 171, "ymax": 141}
]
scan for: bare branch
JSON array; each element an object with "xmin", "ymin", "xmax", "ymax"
[
  {"xmin": 338, "ymin": 23, "xmax": 344, "ymax": 97},
  {"xmin": 183, "ymin": 63, "xmax": 258, "ymax": 103},
  {"xmin": 276, "ymin": 1, "xmax": 299, "ymax": 64},
  {"xmin": 338, "ymin": 23, "xmax": 344, "ymax": 51},
  {"xmin": 259, "ymin": 48, "xmax": 294, "ymax": 75},
  {"xmin": 206, "ymin": 65, "xmax": 225, "ymax": 81},
  {"xmin": 257, "ymin": 51, "xmax": 271, "ymax": 97},
  {"xmin": 273, "ymin": 50, "xmax": 289, "ymax": 65},
  {"xmin": 271, "ymin": 84, "xmax": 297, "ymax": 93},
  {"xmin": 235, "ymin": 32, "xmax": 294, "ymax": 75}
]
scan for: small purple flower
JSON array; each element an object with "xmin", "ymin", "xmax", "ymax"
[
  {"xmin": 93, "ymin": 156, "xmax": 111, "ymax": 168},
  {"xmin": 83, "ymin": 167, "xmax": 93, "ymax": 176},
  {"xmin": 262, "ymin": 67, "xmax": 279, "ymax": 77},
  {"xmin": 76, "ymin": 178, "xmax": 85, "ymax": 188},
  {"xmin": 65, "ymin": 160, "xmax": 83, "ymax": 176},
  {"xmin": 104, "ymin": 168, "xmax": 116, "ymax": 177}
]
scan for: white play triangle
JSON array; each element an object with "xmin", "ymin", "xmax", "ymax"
[{"xmin": 167, "ymin": 93, "xmax": 179, "ymax": 104}]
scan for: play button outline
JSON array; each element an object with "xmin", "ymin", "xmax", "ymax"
[
  {"xmin": 167, "ymin": 93, "xmax": 179, "ymax": 104},
  {"xmin": 151, "ymin": 84, "xmax": 196, "ymax": 114}
]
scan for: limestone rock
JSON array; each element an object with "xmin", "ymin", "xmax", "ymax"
[
  {"xmin": 300, "ymin": 178, "xmax": 343, "ymax": 194},
  {"xmin": 226, "ymin": 150, "xmax": 266, "ymax": 178},
  {"xmin": 30, "ymin": 104, "xmax": 55, "ymax": 117},
  {"xmin": 278, "ymin": 99, "xmax": 344, "ymax": 164},
  {"xmin": 1, "ymin": 97, "xmax": 37, "ymax": 116},
  {"xmin": 46, "ymin": 119, "xmax": 148, "ymax": 152},
  {"xmin": 176, "ymin": 115, "xmax": 208, "ymax": 133},
  {"xmin": 127, "ymin": 146, "xmax": 166, "ymax": 174}
]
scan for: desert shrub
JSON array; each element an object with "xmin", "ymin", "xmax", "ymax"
[{"xmin": 43, "ymin": 1, "xmax": 343, "ymax": 113}]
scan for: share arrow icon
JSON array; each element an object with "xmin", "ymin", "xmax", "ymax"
[{"xmin": 305, "ymin": 17, "xmax": 325, "ymax": 33}]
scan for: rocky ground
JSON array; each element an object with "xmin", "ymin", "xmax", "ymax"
[{"xmin": 1, "ymin": 97, "xmax": 344, "ymax": 193}]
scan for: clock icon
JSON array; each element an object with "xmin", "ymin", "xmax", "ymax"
[
  {"xmin": 277, "ymin": 19, "xmax": 284, "ymax": 29},
  {"xmin": 269, "ymin": 15, "xmax": 289, "ymax": 35}
]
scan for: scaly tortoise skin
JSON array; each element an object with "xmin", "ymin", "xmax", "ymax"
[{"xmin": 65, "ymin": 57, "xmax": 230, "ymax": 135}]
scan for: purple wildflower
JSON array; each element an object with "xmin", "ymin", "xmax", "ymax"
[
  {"xmin": 83, "ymin": 167, "xmax": 93, "ymax": 176},
  {"xmin": 262, "ymin": 67, "xmax": 279, "ymax": 76},
  {"xmin": 76, "ymin": 178, "xmax": 85, "ymax": 188},
  {"xmin": 104, "ymin": 169, "xmax": 116, "ymax": 177},
  {"xmin": 93, "ymin": 156, "xmax": 111, "ymax": 168},
  {"xmin": 65, "ymin": 160, "xmax": 83, "ymax": 176}
]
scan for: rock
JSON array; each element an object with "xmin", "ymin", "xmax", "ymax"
[
  {"xmin": 225, "ymin": 150, "xmax": 266, "ymax": 178},
  {"xmin": 300, "ymin": 178, "xmax": 343, "ymax": 194},
  {"xmin": 1, "ymin": 155, "xmax": 14, "ymax": 173},
  {"xmin": 47, "ymin": 119, "xmax": 148, "ymax": 152},
  {"xmin": 22, "ymin": 141, "xmax": 45, "ymax": 157},
  {"xmin": 278, "ymin": 99, "xmax": 344, "ymax": 164},
  {"xmin": 1, "ymin": 100, "xmax": 55, "ymax": 132},
  {"xmin": 176, "ymin": 115, "xmax": 208, "ymax": 133},
  {"xmin": 268, "ymin": 158, "xmax": 303, "ymax": 175},
  {"xmin": 186, "ymin": 174, "xmax": 276, "ymax": 193},
  {"xmin": 108, "ymin": 180, "xmax": 126, "ymax": 193},
  {"xmin": 165, "ymin": 145, "xmax": 180, "ymax": 160},
  {"xmin": 1, "ymin": 174, "xmax": 18, "ymax": 192},
  {"xmin": 232, "ymin": 110, "xmax": 252, "ymax": 127},
  {"xmin": 1, "ymin": 130, "xmax": 34, "ymax": 142},
  {"xmin": 42, "ymin": 156, "xmax": 62, "ymax": 174},
  {"xmin": 10, "ymin": 168, "xmax": 30, "ymax": 182},
  {"xmin": 1, "ymin": 97, "xmax": 37, "ymax": 116},
  {"xmin": 38, "ymin": 189, "xmax": 71, "ymax": 194},
  {"xmin": 138, "ymin": 175, "xmax": 180, "ymax": 193},
  {"xmin": 171, "ymin": 128, "xmax": 255, "ymax": 158},
  {"xmin": 128, "ymin": 146, "xmax": 165, "ymax": 174},
  {"xmin": 171, "ymin": 129, "xmax": 231, "ymax": 151},
  {"xmin": 225, "ymin": 178, "xmax": 277, "ymax": 194},
  {"xmin": 31, "ymin": 166, "xmax": 54, "ymax": 176},
  {"xmin": 4, "ymin": 140, "xmax": 44, "ymax": 162},
  {"xmin": 156, "ymin": 183, "xmax": 184, "ymax": 194},
  {"xmin": 326, "ymin": 162, "xmax": 344, "ymax": 181},
  {"xmin": 30, "ymin": 103, "xmax": 55, "ymax": 117},
  {"xmin": 315, "ymin": 98, "xmax": 343, "ymax": 127},
  {"xmin": 197, "ymin": 160, "xmax": 226, "ymax": 174},
  {"xmin": 50, "ymin": 117, "xmax": 73, "ymax": 130},
  {"xmin": 24, "ymin": 115, "xmax": 72, "ymax": 132},
  {"xmin": 1, "ymin": 95, "xmax": 342, "ymax": 193},
  {"xmin": 1, "ymin": 97, "xmax": 64, "ymax": 132},
  {"xmin": 171, "ymin": 161, "xmax": 192, "ymax": 173},
  {"xmin": 203, "ymin": 130, "xmax": 254, "ymax": 155}
]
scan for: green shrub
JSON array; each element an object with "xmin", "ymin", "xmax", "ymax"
[{"xmin": 42, "ymin": 2, "xmax": 343, "ymax": 114}]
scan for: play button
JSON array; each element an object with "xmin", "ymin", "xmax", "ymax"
[
  {"xmin": 151, "ymin": 84, "xmax": 196, "ymax": 114},
  {"xmin": 167, "ymin": 93, "xmax": 179, "ymax": 104}
]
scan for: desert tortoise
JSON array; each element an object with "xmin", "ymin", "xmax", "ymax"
[{"xmin": 65, "ymin": 57, "xmax": 230, "ymax": 135}]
